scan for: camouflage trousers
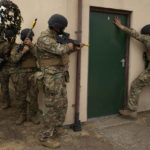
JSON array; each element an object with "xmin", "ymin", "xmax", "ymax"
[
  {"xmin": 36, "ymin": 71, "xmax": 68, "ymax": 141},
  {"xmin": 0, "ymin": 69, "xmax": 10, "ymax": 105},
  {"xmin": 0, "ymin": 67, "xmax": 16, "ymax": 105},
  {"xmin": 11, "ymin": 70, "xmax": 39, "ymax": 117},
  {"xmin": 128, "ymin": 68, "xmax": 150, "ymax": 111}
]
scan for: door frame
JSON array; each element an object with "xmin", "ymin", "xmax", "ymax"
[{"xmin": 88, "ymin": 6, "xmax": 132, "ymax": 111}]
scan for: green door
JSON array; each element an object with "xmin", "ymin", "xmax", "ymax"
[{"xmin": 88, "ymin": 10, "xmax": 128, "ymax": 118}]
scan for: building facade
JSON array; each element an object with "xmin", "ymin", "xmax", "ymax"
[{"xmin": 12, "ymin": 0, "xmax": 150, "ymax": 124}]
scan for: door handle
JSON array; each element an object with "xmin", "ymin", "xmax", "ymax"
[{"xmin": 120, "ymin": 58, "xmax": 125, "ymax": 67}]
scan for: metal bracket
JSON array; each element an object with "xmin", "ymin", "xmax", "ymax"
[{"xmin": 70, "ymin": 115, "xmax": 82, "ymax": 132}]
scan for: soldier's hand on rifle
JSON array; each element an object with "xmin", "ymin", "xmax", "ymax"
[
  {"xmin": 24, "ymin": 38, "xmax": 32, "ymax": 46},
  {"xmin": 22, "ymin": 45, "xmax": 30, "ymax": 54},
  {"xmin": 114, "ymin": 16, "xmax": 125, "ymax": 30},
  {"xmin": 68, "ymin": 43, "xmax": 74, "ymax": 50},
  {"xmin": 75, "ymin": 43, "xmax": 84, "ymax": 51}
]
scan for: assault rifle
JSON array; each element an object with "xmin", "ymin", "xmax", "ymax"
[
  {"xmin": 18, "ymin": 18, "xmax": 37, "ymax": 52},
  {"xmin": 54, "ymin": 32, "xmax": 89, "ymax": 47}
]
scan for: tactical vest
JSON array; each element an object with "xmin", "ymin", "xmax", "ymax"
[
  {"xmin": 37, "ymin": 29, "xmax": 70, "ymax": 67},
  {"xmin": 38, "ymin": 51, "xmax": 69, "ymax": 67},
  {"xmin": 20, "ymin": 51, "xmax": 37, "ymax": 68}
]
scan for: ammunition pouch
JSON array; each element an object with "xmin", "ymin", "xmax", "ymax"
[
  {"xmin": 44, "ymin": 73, "xmax": 63, "ymax": 96},
  {"xmin": 21, "ymin": 58, "xmax": 37, "ymax": 68},
  {"xmin": 40, "ymin": 54, "xmax": 69, "ymax": 67},
  {"xmin": 64, "ymin": 71, "xmax": 70, "ymax": 82},
  {"xmin": 44, "ymin": 71, "xmax": 69, "ymax": 98},
  {"xmin": 34, "ymin": 71, "xmax": 44, "ymax": 89}
]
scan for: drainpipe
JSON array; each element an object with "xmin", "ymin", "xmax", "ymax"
[{"xmin": 71, "ymin": 0, "xmax": 82, "ymax": 131}]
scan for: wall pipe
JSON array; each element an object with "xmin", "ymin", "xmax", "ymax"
[{"xmin": 71, "ymin": 0, "xmax": 82, "ymax": 131}]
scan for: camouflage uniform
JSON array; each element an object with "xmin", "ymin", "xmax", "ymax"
[
  {"xmin": 0, "ymin": 37, "xmax": 17, "ymax": 108},
  {"xmin": 123, "ymin": 27, "xmax": 150, "ymax": 111},
  {"xmin": 36, "ymin": 29, "xmax": 75, "ymax": 141},
  {"xmin": 10, "ymin": 44, "xmax": 38, "ymax": 120}
]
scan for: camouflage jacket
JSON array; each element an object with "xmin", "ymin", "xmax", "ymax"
[
  {"xmin": 37, "ymin": 29, "xmax": 76, "ymax": 74},
  {"xmin": 0, "ymin": 39, "xmax": 8, "ymax": 63},
  {"xmin": 123, "ymin": 27, "xmax": 150, "ymax": 53},
  {"xmin": 0, "ymin": 38, "xmax": 18, "ymax": 69},
  {"xmin": 11, "ymin": 44, "xmax": 37, "ymax": 73}
]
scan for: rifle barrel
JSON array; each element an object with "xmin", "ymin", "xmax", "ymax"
[{"xmin": 83, "ymin": 43, "xmax": 89, "ymax": 46}]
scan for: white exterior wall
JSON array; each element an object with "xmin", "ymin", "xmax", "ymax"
[
  {"xmin": 11, "ymin": 0, "xmax": 78, "ymax": 125},
  {"xmin": 11, "ymin": 0, "xmax": 150, "ymax": 124}
]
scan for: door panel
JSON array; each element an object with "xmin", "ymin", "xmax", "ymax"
[{"xmin": 88, "ymin": 11, "xmax": 127, "ymax": 118}]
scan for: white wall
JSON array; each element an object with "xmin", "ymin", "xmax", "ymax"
[
  {"xmin": 11, "ymin": 0, "xmax": 150, "ymax": 124},
  {"xmin": 11, "ymin": 0, "xmax": 78, "ymax": 124}
]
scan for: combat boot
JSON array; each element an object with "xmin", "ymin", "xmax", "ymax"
[
  {"xmin": 16, "ymin": 114, "xmax": 26, "ymax": 125},
  {"xmin": 38, "ymin": 138, "xmax": 60, "ymax": 148},
  {"xmin": 55, "ymin": 127, "xmax": 68, "ymax": 136},
  {"xmin": 119, "ymin": 109, "xmax": 137, "ymax": 119}
]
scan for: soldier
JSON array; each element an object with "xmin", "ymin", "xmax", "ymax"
[
  {"xmin": 11, "ymin": 28, "xmax": 39, "ymax": 125},
  {"xmin": 36, "ymin": 14, "xmax": 83, "ymax": 148},
  {"xmin": 0, "ymin": 0, "xmax": 22, "ymax": 109},
  {"xmin": 114, "ymin": 16, "xmax": 150, "ymax": 119},
  {"xmin": 0, "ymin": 28, "xmax": 17, "ymax": 109}
]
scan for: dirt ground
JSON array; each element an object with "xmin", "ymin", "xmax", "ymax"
[
  {"xmin": 0, "ymin": 100, "xmax": 121, "ymax": 150},
  {"xmin": 0, "ymin": 94, "xmax": 150, "ymax": 150}
]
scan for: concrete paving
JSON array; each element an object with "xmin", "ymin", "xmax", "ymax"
[{"xmin": 83, "ymin": 112, "xmax": 150, "ymax": 150}]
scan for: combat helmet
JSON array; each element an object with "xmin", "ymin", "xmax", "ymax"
[
  {"xmin": 141, "ymin": 24, "xmax": 150, "ymax": 35},
  {"xmin": 48, "ymin": 14, "xmax": 68, "ymax": 30},
  {"xmin": 20, "ymin": 28, "xmax": 34, "ymax": 41}
]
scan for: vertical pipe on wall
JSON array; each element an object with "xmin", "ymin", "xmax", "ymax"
[{"xmin": 71, "ymin": 0, "xmax": 82, "ymax": 131}]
